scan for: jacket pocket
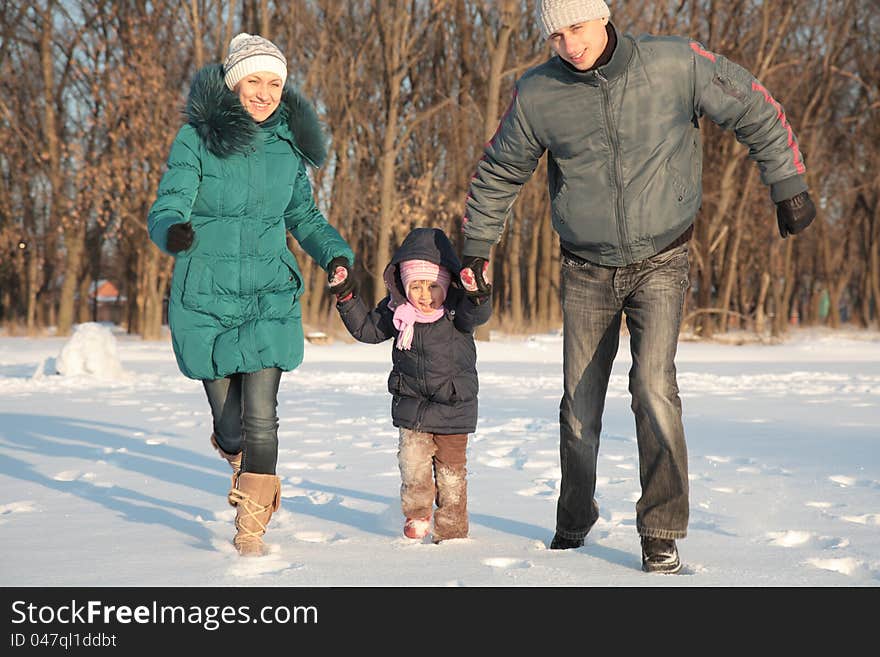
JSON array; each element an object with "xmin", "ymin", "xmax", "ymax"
[
  {"xmin": 388, "ymin": 371, "xmax": 400, "ymax": 396},
  {"xmin": 448, "ymin": 376, "xmax": 477, "ymax": 403},
  {"xmin": 389, "ymin": 371, "xmax": 422, "ymax": 399},
  {"xmin": 665, "ymin": 158, "xmax": 695, "ymax": 205},
  {"xmin": 180, "ymin": 257, "xmax": 242, "ymax": 327},
  {"xmin": 258, "ymin": 250, "xmax": 304, "ymax": 320}
]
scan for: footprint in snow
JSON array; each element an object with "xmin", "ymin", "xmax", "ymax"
[
  {"xmin": 304, "ymin": 491, "xmax": 338, "ymax": 506},
  {"xmin": 805, "ymin": 501, "xmax": 840, "ymax": 510},
  {"xmin": 766, "ymin": 530, "xmax": 812, "ymax": 547},
  {"xmin": 52, "ymin": 470, "xmax": 97, "ymax": 482},
  {"xmin": 521, "ymin": 460, "xmax": 556, "ymax": 470},
  {"xmin": 516, "ymin": 479, "xmax": 557, "ymax": 498},
  {"xmin": 226, "ymin": 551, "xmax": 303, "ymax": 577},
  {"xmin": 829, "ymin": 474, "xmax": 879, "ymax": 489},
  {"xmin": 482, "ymin": 558, "xmax": 531, "ymax": 570},
  {"xmin": 297, "ymin": 531, "xmax": 347, "ymax": 544},
  {"xmin": 478, "ymin": 456, "xmax": 517, "ymax": 468},
  {"xmin": 838, "ymin": 513, "xmax": 880, "ymax": 526},
  {"xmin": 805, "ymin": 557, "xmax": 867, "ymax": 577},
  {"xmin": 302, "ymin": 450, "xmax": 334, "ymax": 459},
  {"xmin": 0, "ymin": 501, "xmax": 40, "ymax": 524}
]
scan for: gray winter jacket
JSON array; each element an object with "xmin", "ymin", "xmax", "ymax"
[
  {"xmin": 463, "ymin": 26, "xmax": 808, "ymax": 267},
  {"xmin": 337, "ymin": 228, "xmax": 491, "ymax": 435}
]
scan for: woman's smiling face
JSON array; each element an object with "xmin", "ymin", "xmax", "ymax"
[{"xmin": 235, "ymin": 71, "xmax": 283, "ymax": 122}]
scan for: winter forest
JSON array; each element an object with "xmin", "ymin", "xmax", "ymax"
[{"xmin": 0, "ymin": 0, "xmax": 877, "ymax": 341}]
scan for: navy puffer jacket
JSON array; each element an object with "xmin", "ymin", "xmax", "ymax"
[{"xmin": 337, "ymin": 228, "xmax": 491, "ymax": 434}]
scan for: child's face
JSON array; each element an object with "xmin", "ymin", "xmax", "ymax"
[{"xmin": 407, "ymin": 279, "xmax": 445, "ymax": 312}]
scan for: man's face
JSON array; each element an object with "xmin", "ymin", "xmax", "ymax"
[{"xmin": 548, "ymin": 19, "xmax": 609, "ymax": 71}]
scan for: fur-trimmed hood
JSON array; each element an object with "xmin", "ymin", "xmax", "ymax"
[{"xmin": 184, "ymin": 63, "xmax": 327, "ymax": 166}]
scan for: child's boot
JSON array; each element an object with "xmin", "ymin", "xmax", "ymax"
[
  {"xmin": 432, "ymin": 463, "xmax": 468, "ymax": 542},
  {"xmin": 404, "ymin": 515, "xmax": 432, "ymax": 539},
  {"xmin": 432, "ymin": 434, "xmax": 468, "ymax": 542},
  {"xmin": 227, "ymin": 472, "xmax": 281, "ymax": 557}
]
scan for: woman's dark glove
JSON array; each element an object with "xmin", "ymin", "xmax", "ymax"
[
  {"xmin": 327, "ymin": 256, "xmax": 356, "ymax": 300},
  {"xmin": 166, "ymin": 222, "xmax": 194, "ymax": 253}
]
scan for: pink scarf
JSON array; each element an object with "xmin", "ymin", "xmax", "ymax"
[{"xmin": 392, "ymin": 303, "xmax": 444, "ymax": 350}]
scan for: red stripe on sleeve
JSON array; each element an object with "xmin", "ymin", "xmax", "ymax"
[
  {"xmin": 690, "ymin": 41, "xmax": 716, "ymax": 62},
  {"xmin": 751, "ymin": 82, "xmax": 806, "ymax": 174}
]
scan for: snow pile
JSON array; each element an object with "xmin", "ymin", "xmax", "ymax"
[{"xmin": 55, "ymin": 323, "xmax": 127, "ymax": 379}]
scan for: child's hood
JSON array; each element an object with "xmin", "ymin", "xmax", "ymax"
[{"xmin": 382, "ymin": 227, "xmax": 462, "ymax": 306}]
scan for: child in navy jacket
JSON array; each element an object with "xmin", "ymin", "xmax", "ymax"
[{"xmin": 332, "ymin": 227, "xmax": 491, "ymax": 542}]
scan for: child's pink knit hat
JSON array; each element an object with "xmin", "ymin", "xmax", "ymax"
[{"xmin": 399, "ymin": 260, "xmax": 451, "ymax": 297}]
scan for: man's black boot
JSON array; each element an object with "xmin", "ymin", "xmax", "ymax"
[
  {"xmin": 640, "ymin": 536, "xmax": 681, "ymax": 573},
  {"xmin": 550, "ymin": 533, "xmax": 584, "ymax": 550}
]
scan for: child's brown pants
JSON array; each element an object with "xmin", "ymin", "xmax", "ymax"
[{"xmin": 398, "ymin": 428, "xmax": 468, "ymax": 541}]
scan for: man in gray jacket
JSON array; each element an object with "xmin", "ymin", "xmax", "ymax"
[{"xmin": 458, "ymin": 0, "xmax": 816, "ymax": 573}]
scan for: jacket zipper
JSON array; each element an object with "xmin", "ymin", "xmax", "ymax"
[
  {"xmin": 413, "ymin": 325, "xmax": 427, "ymax": 430},
  {"xmin": 597, "ymin": 71, "xmax": 632, "ymax": 264}
]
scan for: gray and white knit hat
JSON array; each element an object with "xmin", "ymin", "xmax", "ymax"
[
  {"xmin": 538, "ymin": 0, "xmax": 611, "ymax": 39},
  {"xmin": 223, "ymin": 33, "xmax": 288, "ymax": 90}
]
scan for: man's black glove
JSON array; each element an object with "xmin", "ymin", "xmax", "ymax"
[
  {"xmin": 776, "ymin": 191, "xmax": 816, "ymax": 238},
  {"xmin": 327, "ymin": 256, "xmax": 356, "ymax": 300},
  {"xmin": 166, "ymin": 222, "xmax": 194, "ymax": 253},
  {"xmin": 460, "ymin": 256, "xmax": 492, "ymax": 302}
]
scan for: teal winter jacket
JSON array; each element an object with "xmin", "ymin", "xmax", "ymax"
[
  {"xmin": 463, "ymin": 27, "xmax": 808, "ymax": 266},
  {"xmin": 148, "ymin": 64, "xmax": 354, "ymax": 380}
]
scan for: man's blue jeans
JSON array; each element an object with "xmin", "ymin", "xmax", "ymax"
[
  {"xmin": 202, "ymin": 367, "xmax": 282, "ymax": 475},
  {"xmin": 555, "ymin": 245, "xmax": 690, "ymax": 541}
]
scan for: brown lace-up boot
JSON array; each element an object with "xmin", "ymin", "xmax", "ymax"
[
  {"xmin": 210, "ymin": 433, "xmax": 242, "ymax": 483},
  {"xmin": 227, "ymin": 472, "xmax": 281, "ymax": 557}
]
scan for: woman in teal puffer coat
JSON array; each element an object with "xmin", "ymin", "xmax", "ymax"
[{"xmin": 147, "ymin": 33, "xmax": 355, "ymax": 556}]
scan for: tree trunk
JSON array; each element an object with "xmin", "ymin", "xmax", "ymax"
[
  {"xmin": 755, "ymin": 271, "xmax": 771, "ymax": 335},
  {"xmin": 40, "ymin": 0, "xmax": 63, "ymax": 334},
  {"xmin": 77, "ymin": 273, "xmax": 91, "ymax": 324},
  {"xmin": 26, "ymin": 248, "xmax": 39, "ymax": 335},
  {"xmin": 718, "ymin": 171, "xmax": 755, "ymax": 332},
  {"xmin": 56, "ymin": 223, "xmax": 86, "ymax": 336},
  {"xmin": 526, "ymin": 206, "xmax": 541, "ymax": 323},
  {"xmin": 141, "ymin": 247, "xmax": 166, "ymax": 341},
  {"xmin": 188, "ymin": 0, "xmax": 204, "ymax": 69},
  {"xmin": 375, "ymin": 119, "xmax": 398, "ymax": 303},
  {"xmin": 507, "ymin": 209, "xmax": 523, "ymax": 328},
  {"xmin": 870, "ymin": 239, "xmax": 880, "ymax": 327},
  {"xmin": 538, "ymin": 206, "xmax": 553, "ymax": 329},
  {"xmin": 771, "ymin": 241, "xmax": 796, "ymax": 337},
  {"xmin": 473, "ymin": 0, "xmax": 517, "ymax": 338}
]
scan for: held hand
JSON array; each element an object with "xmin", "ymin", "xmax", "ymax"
[
  {"xmin": 327, "ymin": 256, "xmax": 356, "ymax": 300},
  {"xmin": 460, "ymin": 256, "xmax": 491, "ymax": 300},
  {"xmin": 776, "ymin": 191, "xmax": 816, "ymax": 238},
  {"xmin": 166, "ymin": 222, "xmax": 194, "ymax": 253}
]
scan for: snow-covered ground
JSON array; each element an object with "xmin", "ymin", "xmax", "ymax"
[{"xmin": 1, "ymin": 324, "xmax": 878, "ymax": 587}]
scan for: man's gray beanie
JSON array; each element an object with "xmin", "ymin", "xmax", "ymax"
[{"xmin": 538, "ymin": 0, "xmax": 611, "ymax": 39}]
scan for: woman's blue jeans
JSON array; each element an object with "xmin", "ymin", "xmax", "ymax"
[
  {"xmin": 556, "ymin": 245, "xmax": 690, "ymax": 541},
  {"xmin": 202, "ymin": 367, "xmax": 282, "ymax": 475}
]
